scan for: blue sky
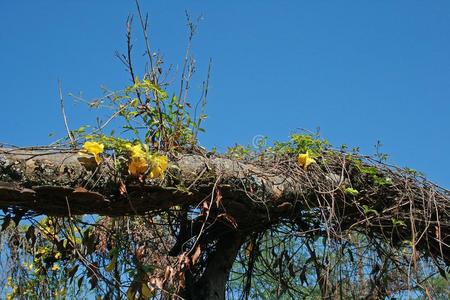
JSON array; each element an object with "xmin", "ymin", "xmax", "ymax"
[{"xmin": 0, "ymin": 1, "xmax": 449, "ymax": 186}]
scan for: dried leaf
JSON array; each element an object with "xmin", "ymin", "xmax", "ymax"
[
  {"xmin": 155, "ymin": 277, "xmax": 164, "ymax": 290},
  {"xmin": 135, "ymin": 245, "xmax": 145, "ymax": 260},
  {"xmin": 245, "ymin": 241, "xmax": 254, "ymax": 257},
  {"xmin": 126, "ymin": 285, "xmax": 136, "ymax": 300},
  {"xmin": 202, "ymin": 200, "xmax": 209, "ymax": 211},
  {"xmin": 105, "ymin": 257, "xmax": 116, "ymax": 273},
  {"xmin": 217, "ymin": 213, "xmax": 238, "ymax": 229},
  {"xmin": 215, "ymin": 188, "xmax": 223, "ymax": 208},
  {"xmin": 74, "ymin": 187, "xmax": 88, "ymax": 193},
  {"xmin": 119, "ymin": 180, "xmax": 127, "ymax": 195},
  {"xmin": 191, "ymin": 245, "xmax": 202, "ymax": 265},
  {"xmin": 178, "ymin": 271, "xmax": 186, "ymax": 289},
  {"xmin": 164, "ymin": 266, "xmax": 172, "ymax": 283},
  {"xmin": 141, "ymin": 283, "xmax": 155, "ymax": 299}
]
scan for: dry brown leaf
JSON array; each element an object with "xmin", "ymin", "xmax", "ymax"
[
  {"xmin": 164, "ymin": 266, "xmax": 172, "ymax": 283},
  {"xmin": 199, "ymin": 200, "xmax": 210, "ymax": 217},
  {"xmin": 217, "ymin": 213, "xmax": 238, "ymax": 230},
  {"xmin": 215, "ymin": 188, "xmax": 223, "ymax": 208},
  {"xmin": 435, "ymin": 225, "xmax": 441, "ymax": 239},
  {"xmin": 191, "ymin": 245, "xmax": 202, "ymax": 265},
  {"xmin": 245, "ymin": 241, "xmax": 253, "ymax": 257},
  {"xmin": 155, "ymin": 278, "xmax": 164, "ymax": 290},
  {"xmin": 177, "ymin": 271, "xmax": 186, "ymax": 289},
  {"xmin": 118, "ymin": 180, "xmax": 127, "ymax": 195},
  {"xmin": 73, "ymin": 187, "xmax": 88, "ymax": 193},
  {"xmin": 135, "ymin": 245, "xmax": 145, "ymax": 260}
]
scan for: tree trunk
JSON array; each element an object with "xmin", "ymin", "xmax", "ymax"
[{"xmin": 185, "ymin": 232, "xmax": 243, "ymax": 300}]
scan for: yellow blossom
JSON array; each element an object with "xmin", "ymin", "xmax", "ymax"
[
  {"xmin": 126, "ymin": 143, "xmax": 146, "ymax": 158},
  {"xmin": 51, "ymin": 264, "xmax": 60, "ymax": 271},
  {"xmin": 298, "ymin": 151, "xmax": 316, "ymax": 170},
  {"xmin": 54, "ymin": 252, "xmax": 62, "ymax": 260},
  {"xmin": 148, "ymin": 155, "xmax": 168, "ymax": 179},
  {"xmin": 82, "ymin": 141, "xmax": 104, "ymax": 165},
  {"xmin": 127, "ymin": 144, "xmax": 150, "ymax": 176},
  {"xmin": 128, "ymin": 156, "xmax": 149, "ymax": 176}
]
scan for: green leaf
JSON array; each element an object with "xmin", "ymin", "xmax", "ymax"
[
  {"xmin": 362, "ymin": 205, "xmax": 379, "ymax": 216},
  {"xmin": 373, "ymin": 175, "xmax": 393, "ymax": 186},
  {"xmin": 344, "ymin": 187, "xmax": 359, "ymax": 196},
  {"xmin": 361, "ymin": 166, "xmax": 377, "ymax": 175},
  {"xmin": 391, "ymin": 218, "xmax": 406, "ymax": 227}
]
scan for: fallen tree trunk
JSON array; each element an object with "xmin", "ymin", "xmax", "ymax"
[{"xmin": 1, "ymin": 145, "xmax": 449, "ymax": 299}]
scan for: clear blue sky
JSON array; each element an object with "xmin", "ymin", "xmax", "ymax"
[{"xmin": 0, "ymin": 1, "xmax": 449, "ymax": 186}]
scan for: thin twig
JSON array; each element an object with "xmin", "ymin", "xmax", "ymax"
[{"xmin": 58, "ymin": 80, "xmax": 76, "ymax": 147}]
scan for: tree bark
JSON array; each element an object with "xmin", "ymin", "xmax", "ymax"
[
  {"xmin": 0, "ymin": 147, "xmax": 299, "ymax": 229},
  {"xmin": 185, "ymin": 232, "xmax": 243, "ymax": 300}
]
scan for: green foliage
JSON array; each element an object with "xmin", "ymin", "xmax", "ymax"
[
  {"xmin": 344, "ymin": 187, "xmax": 359, "ymax": 196},
  {"xmin": 78, "ymin": 75, "xmax": 206, "ymax": 153},
  {"xmin": 391, "ymin": 218, "xmax": 406, "ymax": 227},
  {"xmin": 402, "ymin": 167, "xmax": 425, "ymax": 177},
  {"xmin": 362, "ymin": 205, "xmax": 380, "ymax": 216},
  {"xmin": 272, "ymin": 133, "xmax": 330, "ymax": 156},
  {"xmin": 350, "ymin": 157, "xmax": 393, "ymax": 186},
  {"xmin": 373, "ymin": 174, "xmax": 393, "ymax": 186},
  {"xmin": 226, "ymin": 144, "xmax": 254, "ymax": 160}
]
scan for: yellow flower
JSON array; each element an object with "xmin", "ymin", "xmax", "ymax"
[
  {"xmin": 126, "ymin": 143, "xmax": 146, "ymax": 158},
  {"xmin": 82, "ymin": 141, "xmax": 104, "ymax": 165},
  {"xmin": 298, "ymin": 151, "xmax": 316, "ymax": 170},
  {"xmin": 127, "ymin": 144, "xmax": 151, "ymax": 176},
  {"xmin": 54, "ymin": 252, "xmax": 62, "ymax": 260},
  {"xmin": 148, "ymin": 155, "xmax": 168, "ymax": 179},
  {"xmin": 128, "ymin": 156, "xmax": 149, "ymax": 176},
  {"xmin": 51, "ymin": 264, "xmax": 59, "ymax": 271}
]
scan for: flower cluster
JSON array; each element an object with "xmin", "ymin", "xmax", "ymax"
[
  {"xmin": 126, "ymin": 143, "xmax": 168, "ymax": 179},
  {"xmin": 80, "ymin": 141, "xmax": 168, "ymax": 179}
]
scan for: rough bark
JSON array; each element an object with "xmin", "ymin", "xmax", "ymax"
[
  {"xmin": 186, "ymin": 232, "xmax": 243, "ymax": 300},
  {"xmin": 0, "ymin": 147, "xmax": 299, "ymax": 229}
]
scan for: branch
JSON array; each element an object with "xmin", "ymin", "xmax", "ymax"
[{"xmin": 0, "ymin": 146, "xmax": 449, "ymax": 266}]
